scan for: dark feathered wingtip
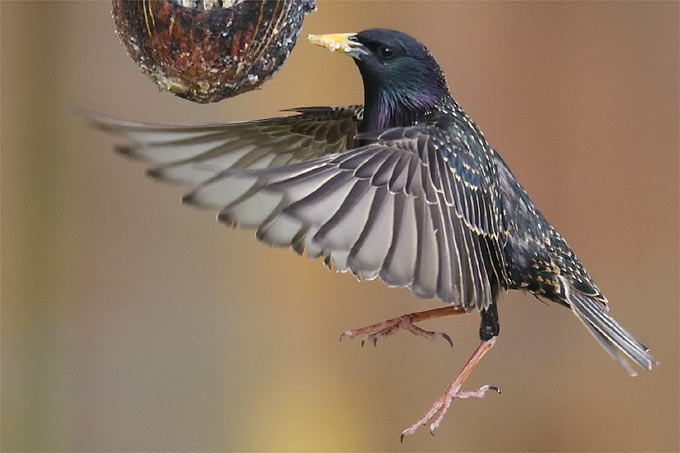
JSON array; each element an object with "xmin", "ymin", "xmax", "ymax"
[
  {"xmin": 146, "ymin": 166, "xmax": 165, "ymax": 180},
  {"xmin": 71, "ymin": 105, "xmax": 125, "ymax": 133},
  {"xmin": 146, "ymin": 166, "xmax": 185, "ymax": 186},
  {"xmin": 216, "ymin": 210, "xmax": 238, "ymax": 228},
  {"xmin": 180, "ymin": 192, "xmax": 195, "ymax": 205},
  {"xmin": 115, "ymin": 145, "xmax": 137, "ymax": 158}
]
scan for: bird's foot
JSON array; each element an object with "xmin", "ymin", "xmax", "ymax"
[
  {"xmin": 339, "ymin": 313, "xmax": 453, "ymax": 347},
  {"xmin": 399, "ymin": 337, "xmax": 499, "ymax": 441},
  {"xmin": 400, "ymin": 383, "xmax": 500, "ymax": 441}
]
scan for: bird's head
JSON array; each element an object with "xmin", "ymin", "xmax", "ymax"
[{"xmin": 309, "ymin": 28, "xmax": 451, "ymax": 131}]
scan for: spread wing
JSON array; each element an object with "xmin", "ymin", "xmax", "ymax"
[
  {"xmin": 198, "ymin": 125, "xmax": 505, "ymax": 311},
  {"xmin": 91, "ymin": 109, "xmax": 506, "ymax": 311},
  {"xmin": 86, "ymin": 106, "xmax": 363, "ymax": 184}
]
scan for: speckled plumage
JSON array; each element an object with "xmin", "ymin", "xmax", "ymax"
[{"xmin": 497, "ymin": 152, "xmax": 605, "ymax": 302}]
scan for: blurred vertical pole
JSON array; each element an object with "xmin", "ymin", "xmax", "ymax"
[{"xmin": 1, "ymin": 2, "xmax": 73, "ymax": 449}]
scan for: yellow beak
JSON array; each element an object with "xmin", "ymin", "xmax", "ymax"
[{"xmin": 308, "ymin": 33, "xmax": 368, "ymax": 58}]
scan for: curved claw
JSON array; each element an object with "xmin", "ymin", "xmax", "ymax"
[
  {"xmin": 486, "ymin": 385, "xmax": 501, "ymax": 394},
  {"xmin": 359, "ymin": 334, "xmax": 380, "ymax": 347},
  {"xmin": 437, "ymin": 331, "xmax": 454, "ymax": 348}
]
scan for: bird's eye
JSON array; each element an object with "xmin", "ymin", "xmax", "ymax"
[{"xmin": 378, "ymin": 45, "xmax": 394, "ymax": 60}]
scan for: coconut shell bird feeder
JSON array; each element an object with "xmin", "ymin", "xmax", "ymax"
[{"xmin": 112, "ymin": 0, "xmax": 317, "ymax": 103}]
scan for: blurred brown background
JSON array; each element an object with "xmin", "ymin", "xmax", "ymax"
[{"xmin": 2, "ymin": 1, "xmax": 678, "ymax": 451}]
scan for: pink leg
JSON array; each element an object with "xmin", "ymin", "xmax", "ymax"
[
  {"xmin": 340, "ymin": 306, "xmax": 466, "ymax": 347},
  {"xmin": 400, "ymin": 337, "xmax": 500, "ymax": 441}
]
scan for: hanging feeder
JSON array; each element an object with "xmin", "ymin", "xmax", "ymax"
[{"xmin": 112, "ymin": 0, "xmax": 316, "ymax": 103}]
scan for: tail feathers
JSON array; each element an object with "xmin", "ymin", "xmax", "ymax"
[{"xmin": 564, "ymin": 280, "xmax": 658, "ymax": 376}]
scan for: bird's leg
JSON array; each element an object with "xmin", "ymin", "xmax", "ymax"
[
  {"xmin": 400, "ymin": 337, "xmax": 499, "ymax": 441},
  {"xmin": 400, "ymin": 303, "xmax": 501, "ymax": 441},
  {"xmin": 339, "ymin": 306, "xmax": 465, "ymax": 347}
]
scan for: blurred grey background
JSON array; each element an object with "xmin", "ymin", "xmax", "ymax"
[{"xmin": 1, "ymin": 1, "xmax": 678, "ymax": 451}]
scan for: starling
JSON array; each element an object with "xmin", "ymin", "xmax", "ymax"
[{"xmin": 88, "ymin": 28, "xmax": 658, "ymax": 439}]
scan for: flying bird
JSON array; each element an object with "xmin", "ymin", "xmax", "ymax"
[{"xmin": 88, "ymin": 28, "xmax": 657, "ymax": 439}]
